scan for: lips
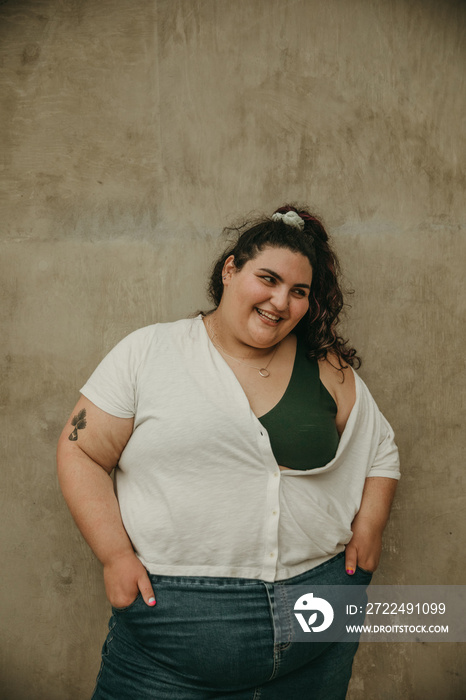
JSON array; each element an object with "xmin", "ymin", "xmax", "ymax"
[{"xmin": 255, "ymin": 308, "xmax": 281, "ymax": 323}]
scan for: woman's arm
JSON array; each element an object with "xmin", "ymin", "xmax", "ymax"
[
  {"xmin": 57, "ymin": 396, "xmax": 156, "ymax": 608},
  {"xmin": 319, "ymin": 356, "xmax": 398, "ymax": 574}
]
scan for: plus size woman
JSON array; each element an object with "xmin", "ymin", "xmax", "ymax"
[{"xmin": 57, "ymin": 205, "xmax": 400, "ymax": 699}]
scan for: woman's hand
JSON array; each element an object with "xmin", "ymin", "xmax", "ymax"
[
  {"xmin": 344, "ymin": 476, "xmax": 398, "ymax": 576},
  {"xmin": 103, "ymin": 552, "xmax": 156, "ymax": 608},
  {"xmin": 344, "ymin": 518, "xmax": 383, "ymax": 574}
]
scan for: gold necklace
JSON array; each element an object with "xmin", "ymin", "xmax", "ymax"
[{"xmin": 205, "ymin": 316, "xmax": 280, "ymax": 378}]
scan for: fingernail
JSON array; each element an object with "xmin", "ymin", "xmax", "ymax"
[
  {"xmin": 148, "ymin": 597, "xmax": 156, "ymax": 606},
  {"xmin": 346, "ymin": 568, "xmax": 354, "ymax": 575}
]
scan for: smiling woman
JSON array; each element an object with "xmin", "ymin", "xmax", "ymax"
[
  {"xmin": 207, "ymin": 206, "xmax": 359, "ymax": 368},
  {"xmin": 57, "ymin": 205, "xmax": 400, "ymax": 700}
]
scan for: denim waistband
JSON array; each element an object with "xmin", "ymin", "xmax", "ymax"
[{"xmin": 146, "ymin": 551, "xmax": 347, "ymax": 587}]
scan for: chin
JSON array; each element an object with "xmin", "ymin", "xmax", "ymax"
[{"xmin": 249, "ymin": 327, "xmax": 285, "ymax": 347}]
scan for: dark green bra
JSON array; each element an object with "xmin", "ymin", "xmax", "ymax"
[{"xmin": 258, "ymin": 339, "xmax": 339, "ymax": 470}]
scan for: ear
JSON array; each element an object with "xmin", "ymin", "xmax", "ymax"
[{"xmin": 222, "ymin": 255, "xmax": 237, "ymax": 282}]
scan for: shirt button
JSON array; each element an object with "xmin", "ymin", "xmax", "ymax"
[
  {"xmin": 272, "ymin": 510, "xmax": 277, "ymax": 515},
  {"xmin": 270, "ymin": 552, "xmax": 274, "ymax": 558},
  {"xmin": 274, "ymin": 472, "xmax": 279, "ymax": 478}
]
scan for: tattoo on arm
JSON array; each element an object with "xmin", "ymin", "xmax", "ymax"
[{"xmin": 68, "ymin": 408, "xmax": 87, "ymax": 441}]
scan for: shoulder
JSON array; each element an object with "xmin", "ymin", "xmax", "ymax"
[
  {"xmin": 318, "ymin": 352, "xmax": 356, "ymax": 435},
  {"xmin": 87, "ymin": 319, "xmax": 196, "ymax": 379},
  {"xmin": 107, "ymin": 317, "xmax": 205, "ymax": 373},
  {"xmin": 113, "ymin": 317, "xmax": 197, "ymax": 350}
]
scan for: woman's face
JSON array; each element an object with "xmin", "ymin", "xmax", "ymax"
[{"xmin": 219, "ymin": 246, "xmax": 313, "ymax": 349}]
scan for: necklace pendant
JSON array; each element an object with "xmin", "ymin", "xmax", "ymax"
[{"xmin": 259, "ymin": 368, "xmax": 270, "ymax": 378}]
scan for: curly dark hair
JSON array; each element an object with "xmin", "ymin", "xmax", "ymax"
[{"xmin": 207, "ymin": 205, "xmax": 360, "ymax": 368}]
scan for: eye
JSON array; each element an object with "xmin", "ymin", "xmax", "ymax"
[
  {"xmin": 260, "ymin": 275, "xmax": 276, "ymax": 284},
  {"xmin": 293, "ymin": 288, "xmax": 308, "ymax": 298}
]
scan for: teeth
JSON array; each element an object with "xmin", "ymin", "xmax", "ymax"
[{"xmin": 256, "ymin": 308, "xmax": 280, "ymax": 322}]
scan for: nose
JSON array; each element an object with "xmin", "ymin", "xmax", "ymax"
[{"xmin": 270, "ymin": 285, "xmax": 290, "ymax": 312}]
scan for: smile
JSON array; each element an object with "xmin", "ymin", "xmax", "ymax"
[{"xmin": 255, "ymin": 308, "xmax": 281, "ymax": 323}]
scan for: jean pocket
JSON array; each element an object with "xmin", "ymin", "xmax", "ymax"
[
  {"xmin": 112, "ymin": 592, "xmax": 142, "ymax": 613},
  {"xmin": 356, "ymin": 565, "xmax": 374, "ymax": 576}
]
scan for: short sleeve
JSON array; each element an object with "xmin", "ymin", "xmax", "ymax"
[
  {"xmin": 80, "ymin": 327, "xmax": 153, "ymax": 418},
  {"xmin": 367, "ymin": 413, "xmax": 401, "ymax": 479}
]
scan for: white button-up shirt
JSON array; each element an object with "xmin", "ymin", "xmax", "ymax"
[{"xmin": 81, "ymin": 317, "xmax": 400, "ymax": 582}]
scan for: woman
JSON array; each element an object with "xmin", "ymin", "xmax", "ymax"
[{"xmin": 57, "ymin": 205, "xmax": 400, "ymax": 699}]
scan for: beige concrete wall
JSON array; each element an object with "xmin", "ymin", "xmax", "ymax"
[{"xmin": 1, "ymin": 0, "xmax": 465, "ymax": 697}]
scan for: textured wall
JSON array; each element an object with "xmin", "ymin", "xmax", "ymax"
[{"xmin": 1, "ymin": 0, "xmax": 465, "ymax": 698}]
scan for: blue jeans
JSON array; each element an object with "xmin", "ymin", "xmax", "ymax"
[{"xmin": 91, "ymin": 552, "xmax": 372, "ymax": 699}]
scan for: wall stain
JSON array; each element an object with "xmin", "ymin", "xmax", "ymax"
[{"xmin": 21, "ymin": 44, "xmax": 41, "ymax": 65}]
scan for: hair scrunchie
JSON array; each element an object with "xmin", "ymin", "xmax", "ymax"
[{"xmin": 271, "ymin": 210, "xmax": 305, "ymax": 231}]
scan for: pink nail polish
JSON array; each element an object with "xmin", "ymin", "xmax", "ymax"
[
  {"xmin": 346, "ymin": 568, "xmax": 354, "ymax": 575},
  {"xmin": 148, "ymin": 597, "xmax": 156, "ymax": 606}
]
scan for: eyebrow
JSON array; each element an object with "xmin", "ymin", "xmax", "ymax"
[{"xmin": 258, "ymin": 268, "xmax": 311, "ymax": 289}]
